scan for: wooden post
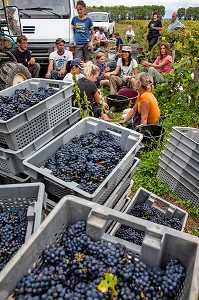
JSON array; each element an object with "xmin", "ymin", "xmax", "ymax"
[{"xmin": 190, "ymin": 58, "xmax": 199, "ymax": 106}]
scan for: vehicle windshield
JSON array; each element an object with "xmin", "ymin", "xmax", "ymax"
[
  {"xmin": 87, "ymin": 13, "xmax": 108, "ymax": 22},
  {"xmin": 4, "ymin": 0, "xmax": 70, "ymax": 16}
]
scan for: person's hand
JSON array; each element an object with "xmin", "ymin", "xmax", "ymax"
[
  {"xmin": 87, "ymin": 42, "xmax": 93, "ymax": 50},
  {"xmin": 58, "ymin": 67, "xmax": 66, "ymax": 77},
  {"xmin": 104, "ymin": 72, "xmax": 110, "ymax": 78},
  {"xmin": 103, "ymin": 103, "xmax": 109, "ymax": 110},
  {"xmin": 29, "ymin": 58, "xmax": 36, "ymax": 65},
  {"xmin": 45, "ymin": 73, "xmax": 51, "ymax": 79},
  {"xmin": 119, "ymin": 120, "xmax": 126, "ymax": 124},
  {"xmin": 142, "ymin": 61, "xmax": 148, "ymax": 67},
  {"xmin": 104, "ymin": 67, "xmax": 110, "ymax": 73}
]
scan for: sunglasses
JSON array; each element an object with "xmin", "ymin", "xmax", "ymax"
[{"xmin": 122, "ymin": 50, "xmax": 129, "ymax": 53}]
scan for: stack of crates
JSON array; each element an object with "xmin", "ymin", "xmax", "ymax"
[
  {"xmin": 157, "ymin": 127, "xmax": 199, "ymax": 207},
  {"xmin": 0, "ymin": 196, "xmax": 198, "ymax": 300},
  {"xmin": 0, "ymin": 78, "xmax": 81, "ymax": 183},
  {"xmin": 23, "ymin": 117, "xmax": 143, "ymax": 209}
]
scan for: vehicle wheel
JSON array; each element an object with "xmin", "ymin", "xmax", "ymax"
[{"xmin": 0, "ymin": 61, "xmax": 31, "ymax": 91}]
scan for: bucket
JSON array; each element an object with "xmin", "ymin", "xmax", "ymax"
[
  {"xmin": 106, "ymin": 94, "xmax": 129, "ymax": 112},
  {"xmin": 118, "ymin": 88, "xmax": 138, "ymax": 105},
  {"xmin": 137, "ymin": 124, "xmax": 166, "ymax": 149}
]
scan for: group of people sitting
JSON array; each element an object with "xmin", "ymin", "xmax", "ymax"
[{"xmin": 9, "ymin": 3, "xmax": 184, "ymax": 129}]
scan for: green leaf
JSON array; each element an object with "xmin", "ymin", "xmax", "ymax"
[{"xmin": 98, "ymin": 273, "xmax": 118, "ymax": 297}]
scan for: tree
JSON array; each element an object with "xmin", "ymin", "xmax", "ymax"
[{"xmin": 177, "ymin": 7, "xmax": 186, "ymax": 19}]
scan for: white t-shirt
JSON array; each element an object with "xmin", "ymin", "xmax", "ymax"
[
  {"xmin": 63, "ymin": 72, "xmax": 84, "ymax": 84},
  {"xmin": 95, "ymin": 31, "xmax": 107, "ymax": 40},
  {"xmin": 125, "ymin": 29, "xmax": 135, "ymax": 38},
  {"xmin": 49, "ymin": 50, "xmax": 73, "ymax": 71},
  {"xmin": 117, "ymin": 58, "xmax": 138, "ymax": 76}
]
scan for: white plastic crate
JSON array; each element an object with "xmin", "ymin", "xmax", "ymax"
[
  {"xmin": 0, "ymin": 108, "xmax": 81, "ymax": 174},
  {"xmin": 171, "ymin": 127, "xmax": 199, "ymax": 152},
  {"xmin": 118, "ymin": 187, "xmax": 188, "ymax": 231},
  {"xmin": 23, "ymin": 117, "xmax": 143, "ymax": 203},
  {"xmin": 0, "ymin": 196, "xmax": 198, "ymax": 300},
  {"xmin": 0, "ymin": 79, "xmax": 73, "ymax": 150}
]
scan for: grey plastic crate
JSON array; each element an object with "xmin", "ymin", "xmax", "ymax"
[
  {"xmin": 0, "ymin": 108, "xmax": 81, "ymax": 174},
  {"xmin": 0, "ymin": 80, "xmax": 73, "ymax": 151},
  {"xmin": 23, "ymin": 117, "xmax": 143, "ymax": 203},
  {"xmin": 120, "ymin": 187, "xmax": 188, "ymax": 231},
  {"xmin": 0, "ymin": 183, "xmax": 47, "ymax": 242},
  {"xmin": 171, "ymin": 127, "xmax": 199, "ymax": 152},
  {"xmin": 0, "ymin": 196, "xmax": 198, "ymax": 300},
  {"xmin": 157, "ymin": 166, "xmax": 199, "ymax": 207},
  {"xmin": 0, "ymin": 169, "xmax": 30, "ymax": 184}
]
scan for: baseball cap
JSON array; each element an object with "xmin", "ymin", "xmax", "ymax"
[
  {"xmin": 71, "ymin": 58, "xmax": 83, "ymax": 69},
  {"xmin": 122, "ymin": 45, "xmax": 132, "ymax": 52},
  {"xmin": 55, "ymin": 38, "xmax": 65, "ymax": 44}
]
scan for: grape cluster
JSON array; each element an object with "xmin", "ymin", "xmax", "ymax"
[
  {"xmin": 0, "ymin": 207, "xmax": 28, "ymax": 271},
  {"xmin": 14, "ymin": 220, "xmax": 186, "ymax": 300},
  {"xmin": 115, "ymin": 224, "xmax": 145, "ymax": 246},
  {"xmin": 0, "ymin": 87, "xmax": 56, "ymax": 120},
  {"xmin": 129, "ymin": 203, "xmax": 182, "ymax": 230},
  {"xmin": 45, "ymin": 131, "xmax": 127, "ymax": 193}
]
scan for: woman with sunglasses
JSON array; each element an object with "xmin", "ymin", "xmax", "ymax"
[{"xmin": 104, "ymin": 45, "xmax": 138, "ymax": 94}]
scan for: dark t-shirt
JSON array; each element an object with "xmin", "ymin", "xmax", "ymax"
[
  {"xmin": 11, "ymin": 48, "xmax": 31, "ymax": 67},
  {"xmin": 78, "ymin": 77, "xmax": 98, "ymax": 104},
  {"xmin": 148, "ymin": 19, "xmax": 162, "ymax": 37},
  {"xmin": 116, "ymin": 37, "xmax": 124, "ymax": 47}
]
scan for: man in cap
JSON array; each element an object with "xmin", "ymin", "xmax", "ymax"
[
  {"xmin": 45, "ymin": 38, "xmax": 73, "ymax": 79},
  {"xmin": 63, "ymin": 58, "xmax": 84, "ymax": 84},
  {"xmin": 168, "ymin": 12, "xmax": 185, "ymax": 32}
]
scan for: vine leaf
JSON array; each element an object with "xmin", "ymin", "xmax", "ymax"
[{"xmin": 98, "ymin": 273, "xmax": 118, "ymax": 297}]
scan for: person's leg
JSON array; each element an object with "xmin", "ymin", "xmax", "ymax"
[
  {"xmin": 83, "ymin": 44, "xmax": 93, "ymax": 63},
  {"xmin": 148, "ymin": 67, "xmax": 165, "ymax": 84},
  {"xmin": 100, "ymin": 79, "xmax": 110, "ymax": 87},
  {"xmin": 128, "ymin": 77, "xmax": 136, "ymax": 90},
  {"xmin": 148, "ymin": 36, "xmax": 158, "ymax": 51},
  {"xmin": 74, "ymin": 44, "xmax": 84, "ymax": 61},
  {"xmin": 28, "ymin": 63, "xmax": 40, "ymax": 78},
  {"xmin": 109, "ymin": 75, "xmax": 123, "ymax": 94},
  {"xmin": 51, "ymin": 70, "xmax": 60, "ymax": 80}
]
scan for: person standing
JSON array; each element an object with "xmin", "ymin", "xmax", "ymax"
[
  {"xmin": 11, "ymin": 35, "xmax": 40, "ymax": 78},
  {"xmin": 71, "ymin": 0, "xmax": 95, "ymax": 62},
  {"xmin": 146, "ymin": 11, "xmax": 163, "ymax": 51},
  {"xmin": 45, "ymin": 38, "xmax": 73, "ymax": 80},
  {"xmin": 168, "ymin": 12, "xmax": 185, "ymax": 32}
]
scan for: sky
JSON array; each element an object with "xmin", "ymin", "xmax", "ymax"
[{"xmin": 85, "ymin": 0, "xmax": 199, "ymax": 18}]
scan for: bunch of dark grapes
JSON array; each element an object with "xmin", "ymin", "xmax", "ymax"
[
  {"xmin": 128, "ymin": 203, "xmax": 182, "ymax": 231},
  {"xmin": 0, "ymin": 87, "xmax": 56, "ymax": 120},
  {"xmin": 45, "ymin": 131, "xmax": 127, "ymax": 193},
  {"xmin": 14, "ymin": 220, "xmax": 186, "ymax": 300},
  {"xmin": 115, "ymin": 224, "xmax": 145, "ymax": 246},
  {"xmin": 0, "ymin": 207, "xmax": 28, "ymax": 271}
]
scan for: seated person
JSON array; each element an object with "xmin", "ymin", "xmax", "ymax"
[
  {"xmin": 11, "ymin": 35, "xmax": 40, "ymax": 78},
  {"xmin": 45, "ymin": 38, "xmax": 73, "ymax": 80},
  {"xmin": 94, "ymin": 52, "xmax": 110, "ymax": 87},
  {"xmin": 142, "ymin": 42, "xmax": 172, "ymax": 84},
  {"xmin": 114, "ymin": 32, "xmax": 124, "ymax": 53},
  {"xmin": 125, "ymin": 25, "xmax": 135, "ymax": 43},
  {"xmin": 94, "ymin": 27, "xmax": 109, "ymax": 49},
  {"xmin": 104, "ymin": 45, "xmax": 138, "ymax": 94},
  {"xmin": 75, "ymin": 61, "xmax": 112, "ymax": 121},
  {"xmin": 120, "ymin": 72, "xmax": 160, "ymax": 129},
  {"xmin": 63, "ymin": 58, "xmax": 84, "ymax": 84},
  {"xmin": 168, "ymin": 12, "xmax": 185, "ymax": 32}
]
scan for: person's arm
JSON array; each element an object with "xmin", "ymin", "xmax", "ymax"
[
  {"xmin": 104, "ymin": 65, "xmax": 121, "ymax": 78},
  {"xmin": 142, "ymin": 57, "xmax": 171, "ymax": 69},
  {"xmin": 88, "ymin": 27, "xmax": 95, "ymax": 50},
  {"xmin": 93, "ymin": 90, "xmax": 101, "ymax": 104},
  {"xmin": 154, "ymin": 20, "xmax": 163, "ymax": 31},
  {"xmin": 120, "ymin": 103, "xmax": 138, "ymax": 124},
  {"xmin": 45, "ymin": 60, "xmax": 54, "ymax": 78},
  {"xmin": 140, "ymin": 101, "xmax": 150, "ymax": 125}
]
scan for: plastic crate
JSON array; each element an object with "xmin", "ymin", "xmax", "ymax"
[
  {"xmin": 171, "ymin": 127, "xmax": 199, "ymax": 152},
  {"xmin": 0, "ymin": 108, "xmax": 81, "ymax": 174},
  {"xmin": 23, "ymin": 117, "xmax": 143, "ymax": 203},
  {"xmin": 0, "ymin": 169, "xmax": 30, "ymax": 184},
  {"xmin": 120, "ymin": 187, "xmax": 188, "ymax": 231},
  {"xmin": 157, "ymin": 166, "xmax": 199, "ymax": 207},
  {"xmin": 0, "ymin": 79, "xmax": 73, "ymax": 150},
  {"xmin": 0, "ymin": 196, "xmax": 198, "ymax": 300},
  {"xmin": 0, "ymin": 183, "xmax": 47, "ymax": 242}
]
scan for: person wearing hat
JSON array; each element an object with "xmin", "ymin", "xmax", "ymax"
[
  {"xmin": 104, "ymin": 45, "xmax": 138, "ymax": 94},
  {"xmin": 146, "ymin": 11, "xmax": 163, "ymax": 51},
  {"xmin": 45, "ymin": 38, "xmax": 73, "ymax": 80},
  {"xmin": 63, "ymin": 58, "xmax": 84, "ymax": 84}
]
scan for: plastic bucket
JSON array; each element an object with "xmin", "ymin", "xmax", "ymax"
[
  {"xmin": 106, "ymin": 94, "xmax": 129, "ymax": 112},
  {"xmin": 137, "ymin": 124, "xmax": 166, "ymax": 149},
  {"xmin": 118, "ymin": 88, "xmax": 138, "ymax": 105}
]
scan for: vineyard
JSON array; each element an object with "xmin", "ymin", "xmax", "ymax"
[{"xmin": 109, "ymin": 20, "xmax": 199, "ymax": 236}]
